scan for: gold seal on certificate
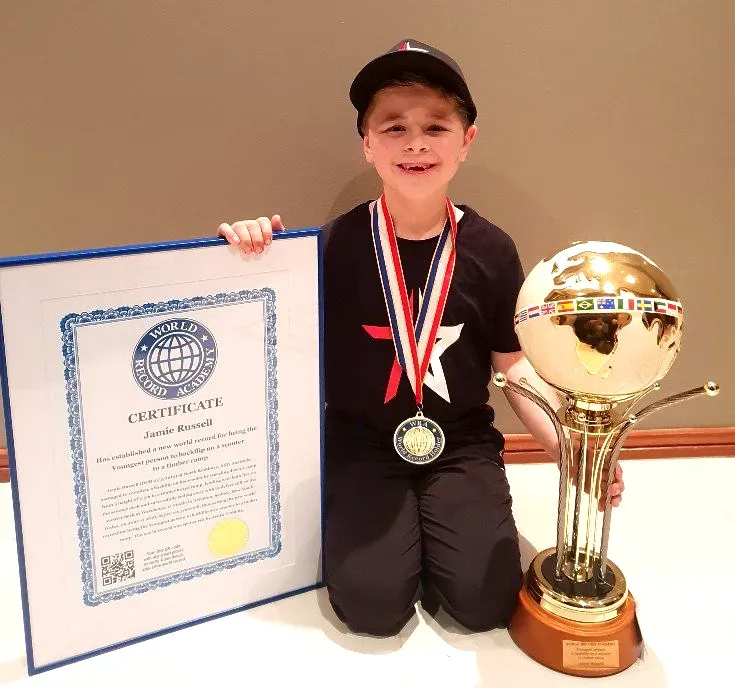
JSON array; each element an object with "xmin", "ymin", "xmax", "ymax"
[
  {"xmin": 208, "ymin": 518, "xmax": 249, "ymax": 558},
  {"xmin": 393, "ymin": 410, "xmax": 445, "ymax": 464}
]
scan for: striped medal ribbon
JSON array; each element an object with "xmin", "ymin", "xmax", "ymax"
[{"xmin": 370, "ymin": 195, "xmax": 457, "ymax": 464}]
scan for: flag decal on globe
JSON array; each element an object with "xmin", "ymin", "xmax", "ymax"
[{"xmin": 515, "ymin": 297, "xmax": 683, "ymax": 323}]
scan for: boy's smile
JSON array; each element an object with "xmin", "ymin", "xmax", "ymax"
[
  {"xmin": 362, "ymin": 84, "xmax": 477, "ymax": 198},
  {"xmin": 396, "ymin": 162, "xmax": 437, "ymax": 174}
]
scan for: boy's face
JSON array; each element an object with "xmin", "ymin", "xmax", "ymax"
[{"xmin": 362, "ymin": 84, "xmax": 477, "ymax": 200}]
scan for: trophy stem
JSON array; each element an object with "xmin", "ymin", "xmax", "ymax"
[
  {"xmin": 598, "ymin": 423, "xmax": 633, "ymax": 581},
  {"xmin": 555, "ymin": 434, "xmax": 571, "ymax": 580},
  {"xmin": 560, "ymin": 418, "xmax": 617, "ymax": 585},
  {"xmin": 582, "ymin": 432, "xmax": 614, "ymax": 576},
  {"xmin": 567, "ymin": 429, "xmax": 586, "ymax": 578}
]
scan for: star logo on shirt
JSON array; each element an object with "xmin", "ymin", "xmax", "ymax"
[{"xmin": 362, "ymin": 290, "xmax": 463, "ymax": 404}]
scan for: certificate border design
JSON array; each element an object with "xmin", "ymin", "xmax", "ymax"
[{"xmin": 60, "ymin": 289, "xmax": 282, "ymax": 606}]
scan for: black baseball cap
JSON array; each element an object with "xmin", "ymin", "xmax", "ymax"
[{"xmin": 349, "ymin": 39, "xmax": 477, "ymax": 137}]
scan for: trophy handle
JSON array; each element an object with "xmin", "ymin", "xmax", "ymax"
[
  {"xmin": 598, "ymin": 381, "xmax": 720, "ymax": 580},
  {"xmin": 627, "ymin": 380, "xmax": 719, "ymax": 424},
  {"xmin": 492, "ymin": 373, "xmax": 569, "ymax": 579}
]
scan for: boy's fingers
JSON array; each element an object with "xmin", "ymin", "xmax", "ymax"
[
  {"xmin": 218, "ymin": 223, "xmax": 240, "ymax": 245},
  {"xmin": 220, "ymin": 216, "xmax": 280, "ymax": 255},
  {"xmin": 231, "ymin": 221, "xmax": 254, "ymax": 254},
  {"xmin": 271, "ymin": 214, "xmax": 285, "ymax": 233},
  {"xmin": 246, "ymin": 219, "xmax": 266, "ymax": 253},
  {"xmin": 599, "ymin": 494, "xmax": 622, "ymax": 510},
  {"xmin": 255, "ymin": 217, "xmax": 273, "ymax": 249}
]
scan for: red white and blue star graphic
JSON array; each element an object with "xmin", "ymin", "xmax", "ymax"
[{"xmin": 363, "ymin": 290, "xmax": 463, "ymax": 404}]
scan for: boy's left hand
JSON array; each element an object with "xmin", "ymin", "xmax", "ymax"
[{"xmin": 603, "ymin": 463, "xmax": 625, "ymax": 510}]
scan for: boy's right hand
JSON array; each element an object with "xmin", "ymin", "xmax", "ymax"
[{"xmin": 217, "ymin": 215, "xmax": 285, "ymax": 254}]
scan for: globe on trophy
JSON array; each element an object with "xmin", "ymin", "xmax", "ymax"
[{"xmin": 493, "ymin": 241, "xmax": 719, "ymax": 677}]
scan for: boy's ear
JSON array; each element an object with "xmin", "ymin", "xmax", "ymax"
[
  {"xmin": 363, "ymin": 132, "xmax": 375, "ymax": 163},
  {"xmin": 459, "ymin": 124, "xmax": 478, "ymax": 162}
]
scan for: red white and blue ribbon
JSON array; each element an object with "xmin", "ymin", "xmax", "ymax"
[{"xmin": 370, "ymin": 195, "xmax": 457, "ymax": 406}]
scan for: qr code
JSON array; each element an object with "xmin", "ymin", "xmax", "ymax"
[{"xmin": 101, "ymin": 551, "xmax": 135, "ymax": 586}]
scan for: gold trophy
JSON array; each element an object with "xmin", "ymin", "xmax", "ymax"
[{"xmin": 493, "ymin": 241, "xmax": 719, "ymax": 677}]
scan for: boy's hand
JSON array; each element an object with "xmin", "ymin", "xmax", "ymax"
[
  {"xmin": 217, "ymin": 215, "xmax": 285, "ymax": 254},
  {"xmin": 567, "ymin": 442, "xmax": 625, "ymax": 511},
  {"xmin": 605, "ymin": 462, "xmax": 625, "ymax": 509}
]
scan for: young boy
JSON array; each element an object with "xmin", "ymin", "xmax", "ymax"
[{"xmin": 218, "ymin": 39, "xmax": 625, "ymax": 637}]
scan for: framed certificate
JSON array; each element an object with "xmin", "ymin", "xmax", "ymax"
[{"xmin": 0, "ymin": 230, "xmax": 324, "ymax": 674}]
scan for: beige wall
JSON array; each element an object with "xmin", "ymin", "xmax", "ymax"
[{"xmin": 1, "ymin": 1, "xmax": 733, "ymax": 446}]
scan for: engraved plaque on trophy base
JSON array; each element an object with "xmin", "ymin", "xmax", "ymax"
[{"xmin": 509, "ymin": 566, "xmax": 643, "ymax": 677}]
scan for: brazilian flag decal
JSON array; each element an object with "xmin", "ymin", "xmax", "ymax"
[{"xmin": 576, "ymin": 298, "xmax": 595, "ymax": 311}]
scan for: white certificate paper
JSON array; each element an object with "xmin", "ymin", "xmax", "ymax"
[{"xmin": 0, "ymin": 231, "xmax": 323, "ymax": 673}]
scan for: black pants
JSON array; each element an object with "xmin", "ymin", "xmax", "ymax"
[{"xmin": 324, "ymin": 416, "xmax": 522, "ymax": 637}]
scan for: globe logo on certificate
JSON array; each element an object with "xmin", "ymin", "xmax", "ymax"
[{"xmin": 132, "ymin": 317, "xmax": 217, "ymax": 399}]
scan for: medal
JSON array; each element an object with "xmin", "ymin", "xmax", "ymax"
[
  {"xmin": 394, "ymin": 409, "xmax": 445, "ymax": 464},
  {"xmin": 370, "ymin": 195, "xmax": 458, "ymax": 464}
]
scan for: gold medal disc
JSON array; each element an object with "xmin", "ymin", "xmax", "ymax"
[{"xmin": 393, "ymin": 412, "xmax": 445, "ymax": 464}]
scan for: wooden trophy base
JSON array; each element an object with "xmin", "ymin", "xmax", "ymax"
[{"xmin": 508, "ymin": 577, "xmax": 643, "ymax": 677}]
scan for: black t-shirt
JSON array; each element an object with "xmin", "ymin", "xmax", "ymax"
[{"xmin": 323, "ymin": 201, "xmax": 524, "ymax": 446}]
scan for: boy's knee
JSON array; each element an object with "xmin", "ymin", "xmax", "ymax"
[
  {"xmin": 327, "ymin": 568, "xmax": 419, "ymax": 636},
  {"xmin": 429, "ymin": 541, "xmax": 522, "ymax": 631},
  {"xmin": 440, "ymin": 579, "xmax": 520, "ymax": 631}
]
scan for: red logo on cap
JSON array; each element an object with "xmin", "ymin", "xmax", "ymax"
[{"xmin": 399, "ymin": 40, "xmax": 429, "ymax": 54}]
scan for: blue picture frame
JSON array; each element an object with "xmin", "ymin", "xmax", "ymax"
[{"xmin": 0, "ymin": 229, "xmax": 325, "ymax": 675}]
